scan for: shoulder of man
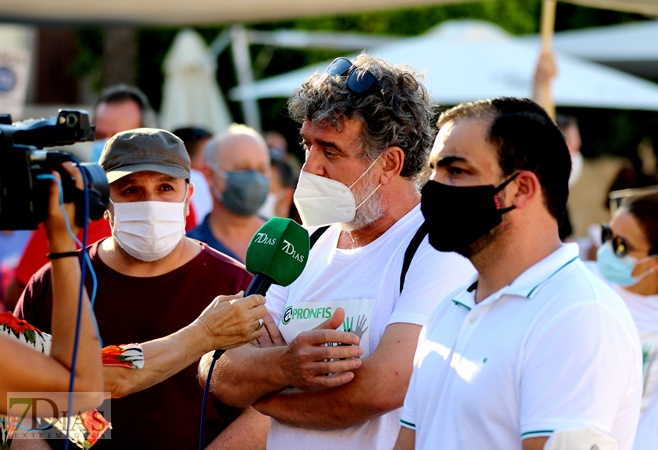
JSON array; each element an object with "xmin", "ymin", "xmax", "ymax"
[{"xmin": 14, "ymin": 261, "xmax": 54, "ymax": 332}]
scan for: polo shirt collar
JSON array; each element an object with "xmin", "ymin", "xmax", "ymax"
[{"xmin": 453, "ymin": 243, "xmax": 580, "ymax": 309}]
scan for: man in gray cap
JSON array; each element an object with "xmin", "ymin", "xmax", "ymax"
[{"xmin": 15, "ymin": 128, "xmax": 269, "ymax": 449}]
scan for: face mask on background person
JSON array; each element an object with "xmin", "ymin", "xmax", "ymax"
[
  {"xmin": 212, "ymin": 169, "xmax": 270, "ymax": 217},
  {"xmin": 421, "ymin": 173, "xmax": 519, "ymax": 253},
  {"xmin": 293, "ymin": 155, "xmax": 381, "ymax": 228},
  {"xmin": 109, "ymin": 191, "xmax": 187, "ymax": 262},
  {"xmin": 596, "ymin": 241, "xmax": 657, "ymax": 287},
  {"xmin": 569, "ymin": 152, "xmax": 583, "ymax": 187},
  {"xmin": 91, "ymin": 138, "xmax": 109, "ymax": 163}
]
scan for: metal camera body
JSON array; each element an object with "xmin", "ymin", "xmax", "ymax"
[{"xmin": 0, "ymin": 110, "xmax": 110, "ymax": 230}]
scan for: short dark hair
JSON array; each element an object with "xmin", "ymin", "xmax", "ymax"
[
  {"xmin": 95, "ymin": 84, "xmax": 158, "ymax": 128},
  {"xmin": 623, "ymin": 192, "xmax": 658, "ymax": 255},
  {"xmin": 288, "ymin": 54, "xmax": 434, "ymax": 180},
  {"xmin": 438, "ymin": 97, "xmax": 570, "ymax": 222},
  {"xmin": 271, "ymin": 158, "xmax": 297, "ymax": 189},
  {"xmin": 172, "ymin": 127, "xmax": 213, "ymax": 159}
]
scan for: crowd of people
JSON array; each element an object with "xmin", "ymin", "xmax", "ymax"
[{"xmin": 0, "ymin": 49, "xmax": 657, "ymax": 450}]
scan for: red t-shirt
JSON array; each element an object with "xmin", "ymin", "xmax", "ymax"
[
  {"xmin": 14, "ymin": 204, "xmax": 198, "ymax": 286},
  {"xmin": 15, "ymin": 240, "xmax": 252, "ymax": 449}
]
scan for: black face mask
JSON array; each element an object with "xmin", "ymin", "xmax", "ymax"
[{"xmin": 420, "ymin": 173, "xmax": 519, "ymax": 253}]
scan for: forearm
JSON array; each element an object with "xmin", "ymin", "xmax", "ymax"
[
  {"xmin": 205, "ymin": 407, "xmax": 269, "ymax": 450},
  {"xmin": 254, "ymin": 323, "xmax": 420, "ymax": 429},
  {"xmin": 200, "ymin": 344, "xmax": 288, "ymax": 408},
  {"xmin": 254, "ymin": 360, "xmax": 401, "ymax": 429},
  {"xmin": 49, "ymin": 253, "xmax": 103, "ymax": 394},
  {"xmin": 105, "ymin": 324, "xmax": 208, "ymax": 398}
]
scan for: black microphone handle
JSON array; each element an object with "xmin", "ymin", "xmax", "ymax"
[{"xmin": 212, "ymin": 274, "xmax": 273, "ymax": 360}]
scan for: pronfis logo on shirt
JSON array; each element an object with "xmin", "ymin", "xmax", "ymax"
[{"xmin": 281, "ymin": 305, "xmax": 332, "ymax": 325}]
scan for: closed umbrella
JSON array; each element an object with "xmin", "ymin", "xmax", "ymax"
[{"xmin": 160, "ymin": 28, "xmax": 232, "ymax": 134}]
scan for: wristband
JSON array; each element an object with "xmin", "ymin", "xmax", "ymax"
[{"xmin": 47, "ymin": 251, "xmax": 79, "ymax": 260}]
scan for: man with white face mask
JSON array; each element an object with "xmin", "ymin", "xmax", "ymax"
[
  {"xmin": 15, "ymin": 128, "xmax": 271, "ymax": 450},
  {"xmin": 200, "ymin": 54, "xmax": 475, "ymax": 449}
]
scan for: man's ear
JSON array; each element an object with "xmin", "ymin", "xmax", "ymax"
[
  {"xmin": 184, "ymin": 182, "xmax": 195, "ymax": 217},
  {"xmin": 378, "ymin": 146, "xmax": 405, "ymax": 186},
  {"xmin": 510, "ymin": 170, "xmax": 540, "ymax": 209}
]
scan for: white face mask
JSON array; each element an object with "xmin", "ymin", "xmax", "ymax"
[
  {"xmin": 109, "ymin": 192, "xmax": 187, "ymax": 262},
  {"xmin": 258, "ymin": 192, "xmax": 279, "ymax": 219},
  {"xmin": 569, "ymin": 152, "xmax": 583, "ymax": 187},
  {"xmin": 293, "ymin": 156, "xmax": 381, "ymax": 228}
]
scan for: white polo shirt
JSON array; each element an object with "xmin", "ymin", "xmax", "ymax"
[{"xmin": 401, "ymin": 243, "xmax": 642, "ymax": 450}]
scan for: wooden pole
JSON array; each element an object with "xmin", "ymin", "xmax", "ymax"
[{"xmin": 540, "ymin": 0, "xmax": 557, "ymax": 120}]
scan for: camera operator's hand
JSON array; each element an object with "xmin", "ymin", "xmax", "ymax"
[{"xmin": 45, "ymin": 162, "xmax": 82, "ymax": 252}]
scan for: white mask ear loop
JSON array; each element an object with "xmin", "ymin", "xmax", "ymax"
[
  {"xmin": 350, "ymin": 153, "xmax": 383, "ymax": 211},
  {"xmin": 348, "ymin": 153, "xmax": 382, "ymax": 190}
]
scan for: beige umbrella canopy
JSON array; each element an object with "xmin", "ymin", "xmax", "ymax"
[{"xmin": 1, "ymin": 0, "xmax": 655, "ymax": 26}]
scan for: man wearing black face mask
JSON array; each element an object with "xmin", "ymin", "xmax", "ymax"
[
  {"xmin": 395, "ymin": 98, "xmax": 643, "ymax": 450},
  {"xmin": 188, "ymin": 124, "xmax": 271, "ymax": 262}
]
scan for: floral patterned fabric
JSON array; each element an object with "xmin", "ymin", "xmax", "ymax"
[{"xmin": 0, "ymin": 312, "xmax": 143, "ymax": 448}]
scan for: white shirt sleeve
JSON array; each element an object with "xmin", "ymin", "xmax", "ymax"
[
  {"xmin": 387, "ymin": 239, "xmax": 475, "ymax": 327},
  {"xmin": 519, "ymin": 302, "xmax": 642, "ymax": 441},
  {"xmin": 266, "ymin": 284, "xmax": 289, "ymax": 325},
  {"xmin": 400, "ymin": 325, "xmax": 428, "ymax": 431}
]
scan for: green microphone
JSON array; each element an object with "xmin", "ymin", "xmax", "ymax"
[
  {"xmin": 244, "ymin": 217, "xmax": 310, "ymax": 295},
  {"xmin": 211, "ymin": 217, "xmax": 309, "ymax": 359}
]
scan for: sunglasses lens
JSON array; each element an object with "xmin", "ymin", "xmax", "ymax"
[
  {"xmin": 326, "ymin": 58, "xmax": 353, "ymax": 76},
  {"xmin": 612, "ymin": 237, "xmax": 630, "ymax": 257},
  {"xmin": 347, "ymin": 70, "xmax": 379, "ymax": 93}
]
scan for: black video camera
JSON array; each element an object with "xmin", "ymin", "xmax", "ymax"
[{"xmin": 0, "ymin": 110, "xmax": 109, "ymax": 230}]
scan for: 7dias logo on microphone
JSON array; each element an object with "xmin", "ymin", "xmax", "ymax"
[
  {"xmin": 254, "ymin": 232, "xmax": 276, "ymax": 245},
  {"xmin": 282, "ymin": 240, "xmax": 305, "ymax": 263}
]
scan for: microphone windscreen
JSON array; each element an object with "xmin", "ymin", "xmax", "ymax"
[{"xmin": 245, "ymin": 217, "xmax": 310, "ymax": 287}]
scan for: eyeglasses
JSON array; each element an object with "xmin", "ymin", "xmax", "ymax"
[
  {"xmin": 325, "ymin": 57, "xmax": 384, "ymax": 99},
  {"xmin": 601, "ymin": 223, "xmax": 636, "ymax": 257}
]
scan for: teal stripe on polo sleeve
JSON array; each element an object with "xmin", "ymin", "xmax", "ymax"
[{"xmin": 400, "ymin": 419, "xmax": 416, "ymax": 430}]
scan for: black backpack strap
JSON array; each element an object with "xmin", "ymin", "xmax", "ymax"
[
  {"xmin": 400, "ymin": 221, "xmax": 430, "ymax": 294},
  {"xmin": 309, "ymin": 226, "xmax": 330, "ymax": 249}
]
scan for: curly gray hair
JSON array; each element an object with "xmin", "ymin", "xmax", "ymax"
[{"xmin": 288, "ymin": 54, "xmax": 435, "ymax": 180}]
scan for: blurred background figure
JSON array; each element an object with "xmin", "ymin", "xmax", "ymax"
[
  {"xmin": 0, "ymin": 230, "xmax": 30, "ymax": 309},
  {"xmin": 91, "ymin": 84, "xmax": 159, "ymax": 162},
  {"xmin": 264, "ymin": 130, "xmax": 301, "ymax": 174},
  {"xmin": 585, "ymin": 192, "xmax": 658, "ymax": 450},
  {"xmin": 258, "ymin": 156, "xmax": 297, "ymax": 220},
  {"xmin": 188, "ymin": 124, "xmax": 270, "ymax": 262},
  {"xmin": 173, "ymin": 126, "xmax": 214, "ymax": 220},
  {"xmin": 532, "ymin": 49, "xmax": 583, "ymax": 241}
]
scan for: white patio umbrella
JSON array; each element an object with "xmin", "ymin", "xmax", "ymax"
[
  {"xmin": 230, "ymin": 20, "xmax": 658, "ymax": 111},
  {"xmin": 160, "ymin": 28, "xmax": 232, "ymax": 134},
  {"xmin": 549, "ymin": 20, "xmax": 658, "ymax": 78}
]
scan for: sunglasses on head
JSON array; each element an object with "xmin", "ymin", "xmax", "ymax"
[
  {"xmin": 325, "ymin": 57, "xmax": 384, "ymax": 100},
  {"xmin": 601, "ymin": 223, "xmax": 636, "ymax": 258}
]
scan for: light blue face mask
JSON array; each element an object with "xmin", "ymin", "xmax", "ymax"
[
  {"xmin": 91, "ymin": 138, "xmax": 109, "ymax": 163},
  {"xmin": 597, "ymin": 241, "xmax": 657, "ymax": 287}
]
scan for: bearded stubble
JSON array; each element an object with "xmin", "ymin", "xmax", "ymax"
[
  {"xmin": 340, "ymin": 166, "xmax": 384, "ymax": 232},
  {"xmin": 457, "ymin": 209, "xmax": 512, "ymax": 262}
]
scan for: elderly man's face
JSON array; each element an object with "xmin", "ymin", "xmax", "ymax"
[{"xmin": 300, "ymin": 118, "xmax": 375, "ymax": 187}]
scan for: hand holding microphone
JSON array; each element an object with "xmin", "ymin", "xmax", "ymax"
[
  {"xmin": 211, "ymin": 217, "xmax": 311, "ymax": 358},
  {"xmin": 193, "ymin": 292, "xmax": 268, "ymax": 353}
]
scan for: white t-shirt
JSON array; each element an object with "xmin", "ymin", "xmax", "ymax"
[
  {"xmin": 586, "ymin": 262, "xmax": 658, "ymax": 450},
  {"xmin": 402, "ymin": 244, "xmax": 642, "ymax": 450},
  {"xmin": 265, "ymin": 204, "xmax": 475, "ymax": 450},
  {"xmin": 190, "ymin": 168, "xmax": 213, "ymax": 220}
]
